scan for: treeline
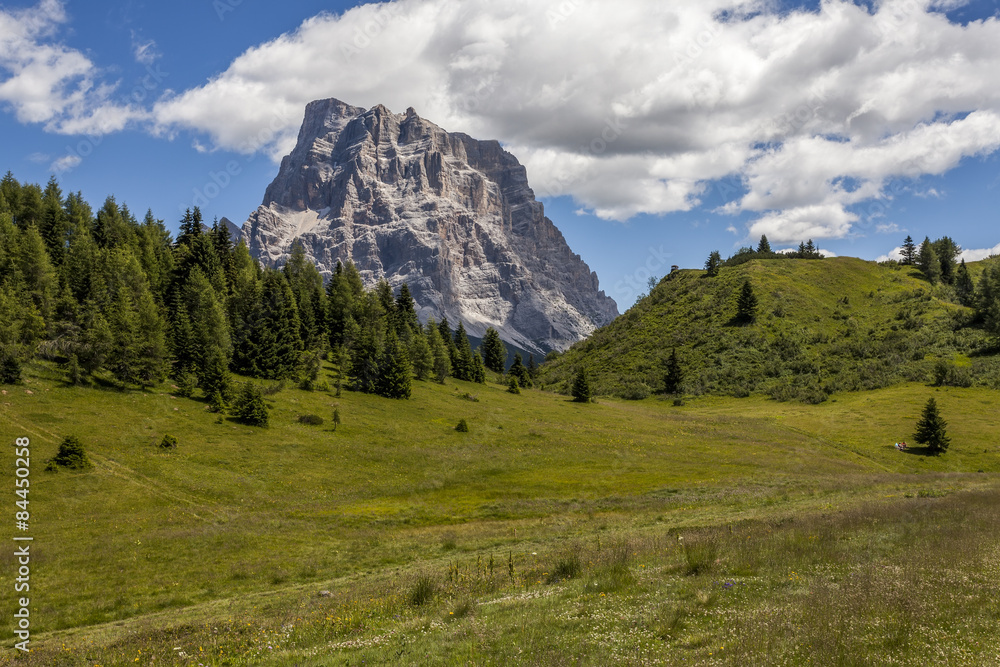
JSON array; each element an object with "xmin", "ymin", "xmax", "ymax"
[
  {"xmin": 704, "ymin": 235, "xmax": 823, "ymax": 275},
  {"xmin": 0, "ymin": 172, "xmax": 527, "ymax": 399},
  {"xmin": 891, "ymin": 235, "xmax": 999, "ymax": 332}
]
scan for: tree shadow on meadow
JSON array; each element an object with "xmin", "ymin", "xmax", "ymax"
[{"xmin": 899, "ymin": 445, "xmax": 938, "ymax": 457}]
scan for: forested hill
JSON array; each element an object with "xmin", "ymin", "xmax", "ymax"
[
  {"xmin": 0, "ymin": 172, "xmax": 509, "ymax": 400},
  {"xmin": 539, "ymin": 255, "xmax": 1000, "ymax": 402}
]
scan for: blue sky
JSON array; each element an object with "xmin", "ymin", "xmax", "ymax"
[{"xmin": 2, "ymin": 0, "xmax": 999, "ymax": 309}]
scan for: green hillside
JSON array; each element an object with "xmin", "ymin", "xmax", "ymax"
[
  {"xmin": 540, "ymin": 256, "xmax": 1000, "ymax": 401},
  {"xmin": 3, "ymin": 362, "xmax": 999, "ymax": 664}
]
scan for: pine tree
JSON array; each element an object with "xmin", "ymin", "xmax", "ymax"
[
  {"xmin": 234, "ymin": 380, "xmax": 269, "ymax": 427},
  {"xmin": 663, "ymin": 348, "xmax": 683, "ymax": 395},
  {"xmin": 735, "ymin": 279, "xmax": 758, "ymax": 324},
  {"xmin": 410, "ymin": 328, "xmax": 433, "ymax": 381},
  {"xmin": 571, "ymin": 367, "xmax": 591, "ymax": 403},
  {"xmin": 705, "ymin": 251, "xmax": 722, "ymax": 277},
  {"xmin": 426, "ymin": 318, "xmax": 451, "ymax": 383},
  {"xmin": 913, "ymin": 397, "xmax": 950, "ymax": 454},
  {"xmin": 481, "ymin": 327, "xmax": 507, "ymax": 373},
  {"xmin": 900, "ymin": 235, "xmax": 917, "ymax": 265},
  {"xmin": 471, "ymin": 351, "xmax": 487, "ymax": 384},
  {"xmin": 377, "ymin": 328, "xmax": 412, "ymax": 399},
  {"xmin": 977, "ymin": 263, "xmax": 1000, "ymax": 337},
  {"xmin": 508, "ymin": 352, "xmax": 531, "ymax": 388},
  {"xmin": 393, "ymin": 283, "xmax": 420, "ymax": 336},
  {"xmin": 756, "ymin": 235, "xmax": 772, "ymax": 254},
  {"xmin": 932, "ymin": 236, "xmax": 960, "ymax": 285},
  {"xmin": 283, "ymin": 240, "xmax": 327, "ymax": 349},
  {"xmin": 326, "ymin": 260, "xmax": 364, "ymax": 348},
  {"xmin": 917, "ymin": 237, "xmax": 941, "ymax": 284},
  {"xmin": 955, "ymin": 259, "xmax": 975, "ymax": 307},
  {"xmin": 253, "ymin": 269, "xmax": 303, "ymax": 379},
  {"xmin": 452, "ymin": 321, "xmax": 474, "ymax": 381}
]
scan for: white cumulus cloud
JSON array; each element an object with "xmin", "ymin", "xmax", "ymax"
[{"xmin": 0, "ymin": 0, "xmax": 140, "ymax": 135}]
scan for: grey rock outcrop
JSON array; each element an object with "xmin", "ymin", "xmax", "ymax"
[{"xmin": 232, "ymin": 98, "xmax": 618, "ymax": 353}]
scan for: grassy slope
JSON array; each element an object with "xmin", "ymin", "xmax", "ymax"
[
  {"xmin": 1, "ymin": 356, "xmax": 999, "ymax": 664},
  {"xmin": 540, "ymin": 256, "xmax": 1000, "ymax": 398}
]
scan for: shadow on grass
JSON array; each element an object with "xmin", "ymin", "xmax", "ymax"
[{"xmin": 901, "ymin": 445, "xmax": 939, "ymax": 457}]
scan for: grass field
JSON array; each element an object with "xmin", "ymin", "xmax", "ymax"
[{"xmin": 1, "ymin": 360, "xmax": 999, "ymax": 665}]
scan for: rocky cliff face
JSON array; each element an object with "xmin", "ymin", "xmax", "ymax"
[{"xmin": 231, "ymin": 98, "xmax": 618, "ymax": 353}]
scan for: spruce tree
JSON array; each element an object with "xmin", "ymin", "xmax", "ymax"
[
  {"xmin": 471, "ymin": 351, "xmax": 487, "ymax": 384},
  {"xmin": 571, "ymin": 367, "xmax": 591, "ymax": 403},
  {"xmin": 377, "ymin": 328, "xmax": 412, "ymax": 399},
  {"xmin": 283, "ymin": 241, "xmax": 327, "ymax": 349},
  {"xmin": 508, "ymin": 352, "xmax": 531, "ymax": 388},
  {"xmin": 394, "ymin": 283, "xmax": 419, "ymax": 336},
  {"xmin": 410, "ymin": 328, "xmax": 433, "ymax": 381},
  {"xmin": 756, "ymin": 235, "xmax": 772, "ymax": 254},
  {"xmin": 326, "ymin": 260, "xmax": 364, "ymax": 348},
  {"xmin": 977, "ymin": 263, "xmax": 1000, "ymax": 337},
  {"xmin": 332, "ymin": 406, "xmax": 341, "ymax": 431},
  {"xmin": 955, "ymin": 259, "xmax": 975, "ymax": 307},
  {"xmin": 507, "ymin": 375, "xmax": 520, "ymax": 394},
  {"xmin": 253, "ymin": 269, "xmax": 303, "ymax": 379},
  {"xmin": 663, "ymin": 348, "xmax": 683, "ymax": 395},
  {"xmin": 452, "ymin": 321, "xmax": 474, "ymax": 381},
  {"xmin": 234, "ymin": 380, "xmax": 269, "ymax": 427},
  {"xmin": 426, "ymin": 318, "xmax": 451, "ymax": 383},
  {"xmin": 931, "ymin": 236, "xmax": 960, "ymax": 285},
  {"xmin": 705, "ymin": 251, "xmax": 722, "ymax": 277},
  {"xmin": 735, "ymin": 279, "xmax": 758, "ymax": 324},
  {"xmin": 481, "ymin": 327, "xmax": 507, "ymax": 373},
  {"xmin": 527, "ymin": 354, "xmax": 539, "ymax": 380},
  {"xmin": 917, "ymin": 237, "xmax": 941, "ymax": 284},
  {"xmin": 900, "ymin": 235, "xmax": 917, "ymax": 265},
  {"xmin": 913, "ymin": 397, "xmax": 950, "ymax": 454}
]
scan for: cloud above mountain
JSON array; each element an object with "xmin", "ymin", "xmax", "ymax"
[{"xmin": 5, "ymin": 0, "xmax": 1000, "ymax": 243}]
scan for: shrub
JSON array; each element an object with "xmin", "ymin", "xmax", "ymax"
[
  {"xmin": 460, "ymin": 392, "xmax": 480, "ymax": 402},
  {"xmin": 234, "ymin": 381, "xmax": 269, "ymax": 427},
  {"xmin": 409, "ymin": 575, "xmax": 436, "ymax": 606},
  {"xmin": 45, "ymin": 436, "xmax": 92, "ymax": 471},
  {"xmin": 507, "ymin": 376, "xmax": 520, "ymax": 394},
  {"xmin": 297, "ymin": 414, "xmax": 324, "ymax": 426},
  {"xmin": 207, "ymin": 390, "xmax": 228, "ymax": 414},
  {"xmin": 175, "ymin": 372, "xmax": 197, "ymax": 398},
  {"xmin": 332, "ymin": 407, "xmax": 341, "ymax": 432},
  {"xmin": 261, "ymin": 380, "xmax": 285, "ymax": 396},
  {"xmin": 455, "ymin": 419, "xmax": 469, "ymax": 433},
  {"xmin": 159, "ymin": 434, "xmax": 177, "ymax": 449},
  {"xmin": 618, "ymin": 381, "xmax": 650, "ymax": 400}
]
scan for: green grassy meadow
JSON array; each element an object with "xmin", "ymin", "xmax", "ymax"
[{"xmin": 2, "ymin": 359, "xmax": 999, "ymax": 665}]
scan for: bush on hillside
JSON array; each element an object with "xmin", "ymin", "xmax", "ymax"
[{"xmin": 45, "ymin": 436, "xmax": 92, "ymax": 471}]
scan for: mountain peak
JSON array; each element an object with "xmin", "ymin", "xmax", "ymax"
[{"xmin": 233, "ymin": 98, "xmax": 618, "ymax": 353}]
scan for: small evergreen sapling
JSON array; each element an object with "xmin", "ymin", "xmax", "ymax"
[
  {"xmin": 914, "ymin": 397, "xmax": 950, "ymax": 454},
  {"xmin": 45, "ymin": 435, "xmax": 92, "ymax": 471},
  {"xmin": 572, "ymin": 367, "xmax": 591, "ymax": 403},
  {"xmin": 235, "ymin": 380, "xmax": 269, "ymax": 427}
]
